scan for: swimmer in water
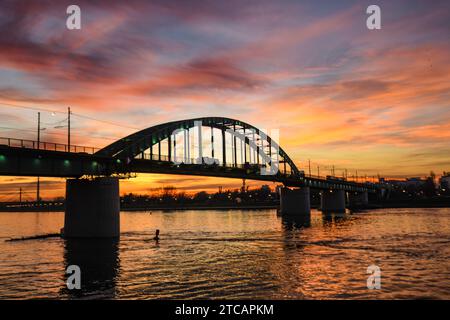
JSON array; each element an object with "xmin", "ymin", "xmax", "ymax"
[{"xmin": 153, "ymin": 229, "xmax": 160, "ymax": 241}]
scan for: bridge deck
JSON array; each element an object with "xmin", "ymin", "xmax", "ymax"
[{"xmin": 0, "ymin": 145, "xmax": 380, "ymax": 193}]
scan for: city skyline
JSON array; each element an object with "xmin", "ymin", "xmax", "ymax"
[{"xmin": 1, "ymin": 0, "xmax": 449, "ymax": 198}]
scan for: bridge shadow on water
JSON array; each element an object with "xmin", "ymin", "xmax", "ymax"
[
  {"xmin": 61, "ymin": 238, "xmax": 120, "ymax": 299},
  {"xmin": 280, "ymin": 215, "xmax": 311, "ymax": 230},
  {"xmin": 321, "ymin": 212, "xmax": 348, "ymax": 223},
  {"xmin": 279, "ymin": 211, "xmax": 353, "ymax": 231}
]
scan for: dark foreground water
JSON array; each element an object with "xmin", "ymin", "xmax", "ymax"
[{"xmin": 0, "ymin": 208, "xmax": 449, "ymax": 299}]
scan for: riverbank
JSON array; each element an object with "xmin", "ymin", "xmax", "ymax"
[
  {"xmin": 376, "ymin": 197, "xmax": 450, "ymax": 208},
  {"xmin": 0, "ymin": 203, "xmax": 280, "ymax": 212},
  {"xmin": 1, "ymin": 198, "xmax": 450, "ymax": 212},
  {"xmin": 121, "ymin": 204, "xmax": 279, "ymax": 211}
]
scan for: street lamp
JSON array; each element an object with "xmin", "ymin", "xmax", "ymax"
[{"xmin": 37, "ymin": 112, "xmax": 47, "ymax": 205}]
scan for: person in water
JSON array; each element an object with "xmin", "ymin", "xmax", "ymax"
[{"xmin": 153, "ymin": 229, "xmax": 160, "ymax": 241}]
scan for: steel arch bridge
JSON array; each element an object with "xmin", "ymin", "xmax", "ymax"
[
  {"xmin": 0, "ymin": 117, "xmax": 384, "ymax": 193},
  {"xmin": 96, "ymin": 117, "xmax": 301, "ymax": 178}
]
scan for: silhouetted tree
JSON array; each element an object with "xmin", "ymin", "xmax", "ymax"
[
  {"xmin": 193, "ymin": 191, "xmax": 209, "ymax": 202},
  {"xmin": 422, "ymin": 177, "xmax": 436, "ymax": 197}
]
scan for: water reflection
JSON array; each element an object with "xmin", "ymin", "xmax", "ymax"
[
  {"xmin": 62, "ymin": 238, "xmax": 120, "ymax": 299},
  {"xmin": 0, "ymin": 209, "xmax": 449, "ymax": 299},
  {"xmin": 280, "ymin": 214, "xmax": 311, "ymax": 230},
  {"xmin": 321, "ymin": 212, "xmax": 348, "ymax": 224}
]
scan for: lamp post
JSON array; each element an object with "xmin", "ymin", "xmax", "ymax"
[
  {"xmin": 37, "ymin": 112, "xmax": 45, "ymax": 204},
  {"xmin": 37, "ymin": 112, "xmax": 41, "ymax": 204},
  {"xmin": 68, "ymin": 107, "xmax": 71, "ymax": 151},
  {"xmin": 37, "ymin": 112, "xmax": 41, "ymax": 149}
]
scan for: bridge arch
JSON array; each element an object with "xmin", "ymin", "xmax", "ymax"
[{"xmin": 96, "ymin": 117, "xmax": 301, "ymax": 177}]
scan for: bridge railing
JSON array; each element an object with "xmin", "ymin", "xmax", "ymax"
[
  {"xmin": 301, "ymin": 173, "xmax": 379, "ymax": 185},
  {"xmin": 0, "ymin": 137, "xmax": 101, "ymax": 154},
  {"xmin": 137, "ymin": 153, "xmax": 298, "ymax": 176}
]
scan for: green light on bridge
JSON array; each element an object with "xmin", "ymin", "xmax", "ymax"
[
  {"xmin": 92, "ymin": 161, "xmax": 98, "ymax": 168},
  {"xmin": 0, "ymin": 155, "xmax": 5, "ymax": 162},
  {"xmin": 64, "ymin": 160, "xmax": 70, "ymax": 167},
  {"xmin": 116, "ymin": 159, "xmax": 121, "ymax": 164}
]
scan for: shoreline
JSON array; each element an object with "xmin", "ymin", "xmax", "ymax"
[{"xmin": 1, "ymin": 203, "xmax": 450, "ymax": 213}]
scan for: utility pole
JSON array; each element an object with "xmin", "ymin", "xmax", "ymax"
[
  {"xmin": 308, "ymin": 159, "xmax": 311, "ymax": 176},
  {"xmin": 19, "ymin": 187, "xmax": 22, "ymax": 204},
  {"xmin": 317, "ymin": 165, "xmax": 320, "ymax": 178},
  {"xmin": 37, "ymin": 112, "xmax": 40, "ymax": 204},
  {"xmin": 37, "ymin": 112, "xmax": 41, "ymax": 149},
  {"xmin": 68, "ymin": 107, "xmax": 71, "ymax": 152}
]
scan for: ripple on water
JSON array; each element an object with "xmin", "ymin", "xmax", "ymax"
[{"xmin": 0, "ymin": 208, "xmax": 449, "ymax": 299}]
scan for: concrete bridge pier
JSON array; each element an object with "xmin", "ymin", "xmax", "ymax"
[
  {"xmin": 347, "ymin": 191, "xmax": 369, "ymax": 209},
  {"xmin": 63, "ymin": 177, "xmax": 120, "ymax": 238},
  {"xmin": 279, "ymin": 187, "xmax": 311, "ymax": 216},
  {"xmin": 320, "ymin": 189, "xmax": 346, "ymax": 213}
]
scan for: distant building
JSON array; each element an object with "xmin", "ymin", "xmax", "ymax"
[
  {"xmin": 385, "ymin": 177, "xmax": 426, "ymax": 188},
  {"xmin": 405, "ymin": 177, "xmax": 427, "ymax": 188},
  {"xmin": 439, "ymin": 172, "xmax": 450, "ymax": 190}
]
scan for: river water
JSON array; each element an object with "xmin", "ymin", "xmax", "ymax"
[{"xmin": 0, "ymin": 208, "xmax": 449, "ymax": 299}]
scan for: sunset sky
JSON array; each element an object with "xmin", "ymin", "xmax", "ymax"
[{"xmin": 0, "ymin": 0, "xmax": 449, "ymax": 200}]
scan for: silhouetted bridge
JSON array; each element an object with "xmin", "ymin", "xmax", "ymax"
[{"xmin": 0, "ymin": 117, "xmax": 388, "ymax": 237}]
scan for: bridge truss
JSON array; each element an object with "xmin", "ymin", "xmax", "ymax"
[{"xmin": 96, "ymin": 117, "xmax": 301, "ymax": 178}]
